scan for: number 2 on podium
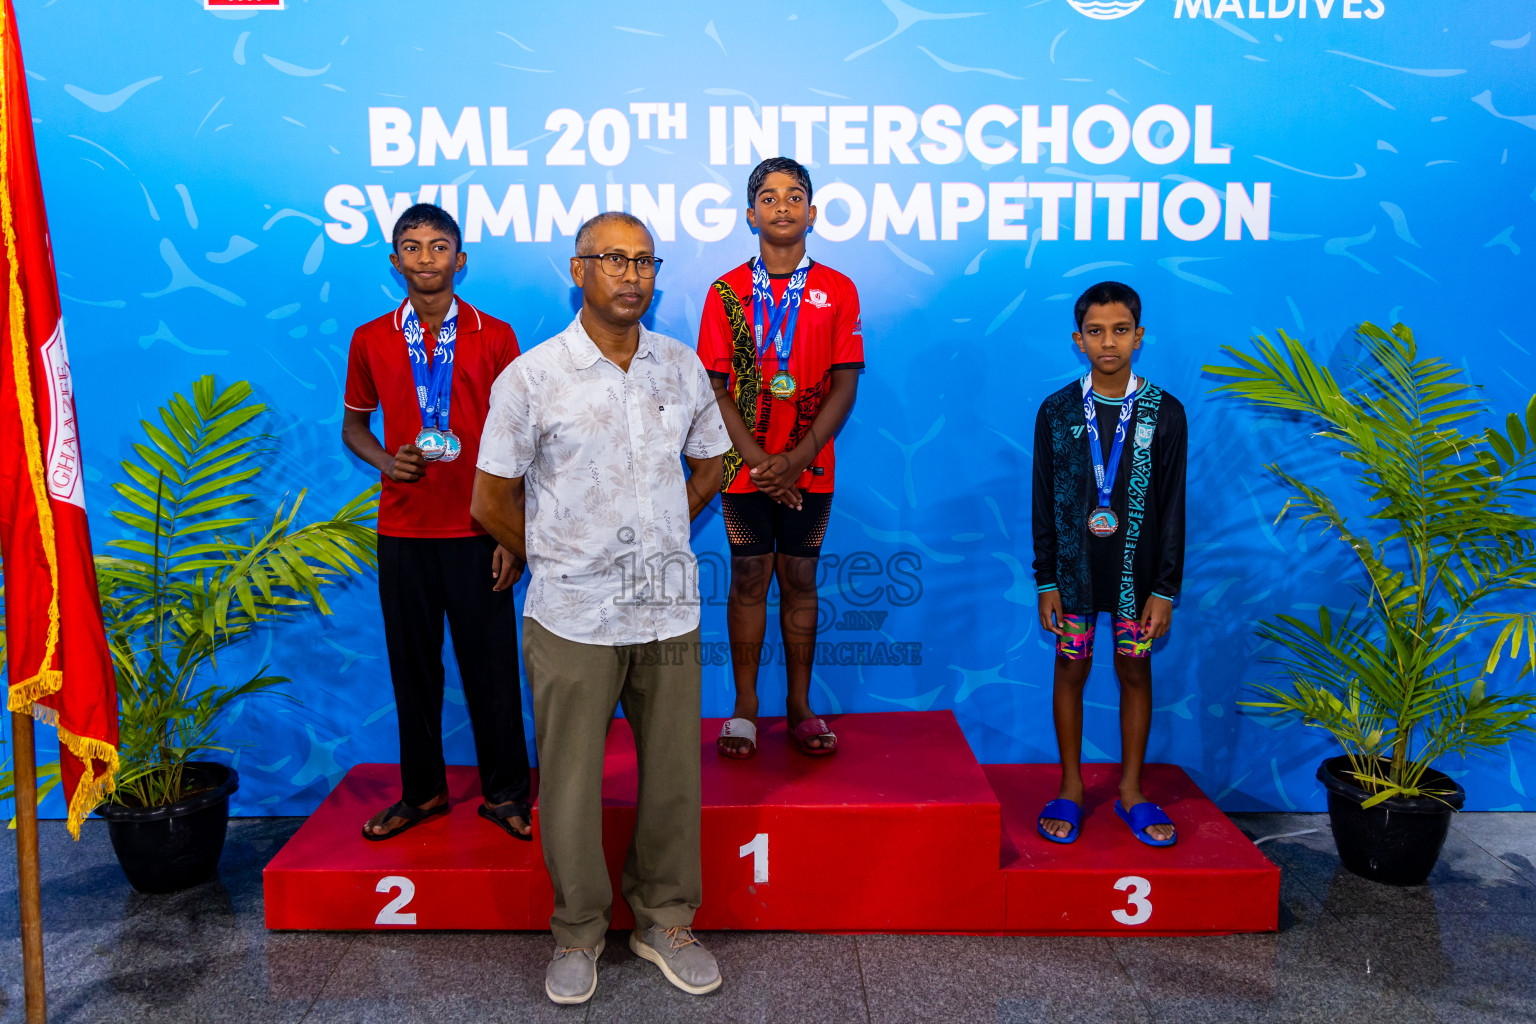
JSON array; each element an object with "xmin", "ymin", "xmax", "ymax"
[
  {"xmin": 739, "ymin": 833, "xmax": 769, "ymax": 883},
  {"xmin": 376, "ymin": 875, "xmax": 418, "ymax": 926},
  {"xmin": 1112, "ymin": 875, "xmax": 1152, "ymax": 925}
]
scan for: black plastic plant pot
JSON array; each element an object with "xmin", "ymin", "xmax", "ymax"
[
  {"xmin": 1316, "ymin": 755, "xmax": 1465, "ymax": 886},
  {"xmin": 95, "ymin": 761, "xmax": 240, "ymax": 894}
]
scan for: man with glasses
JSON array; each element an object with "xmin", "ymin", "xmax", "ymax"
[{"xmin": 471, "ymin": 211, "xmax": 730, "ymax": 1005}]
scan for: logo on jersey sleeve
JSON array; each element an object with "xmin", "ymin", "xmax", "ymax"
[{"xmin": 851, "ymin": 316, "xmax": 862, "ymax": 336}]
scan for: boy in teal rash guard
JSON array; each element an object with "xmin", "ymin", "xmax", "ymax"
[{"xmin": 1031, "ymin": 281, "xmax": 1187, "ymax": 847}]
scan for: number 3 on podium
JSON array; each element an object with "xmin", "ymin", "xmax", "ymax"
[{"xmin": 1112, "ymin": 875, "xmax": 1152, "ymax": 925}]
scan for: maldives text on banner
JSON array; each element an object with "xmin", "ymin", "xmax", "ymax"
[{"xmin": 0, "ymin": 0, "xmax": 116, "ymax": 837}]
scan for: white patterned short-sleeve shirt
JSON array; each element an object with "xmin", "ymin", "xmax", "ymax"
[{"xmin": 478, "ymin": 315, "xmax": 731, "ymax": 646}]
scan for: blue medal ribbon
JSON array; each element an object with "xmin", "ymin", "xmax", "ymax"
[
  {"xmin": 1082, "ymin": 373, "xmax": 1139, "ymax": 512},
  {"xmin": 751, "ymin": 256, "xmax": 809, "ymax": 379},
  {"xmin": 403, "ymin": 300, "xmax": 458, "ymax": 434}
]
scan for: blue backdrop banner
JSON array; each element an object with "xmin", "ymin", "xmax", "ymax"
[{"xmin": 9, "ymin": 0, "xmax": 1535, "ymax": 815}]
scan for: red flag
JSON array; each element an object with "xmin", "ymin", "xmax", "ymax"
[{"xmin": 0, "ymin": 0, "xmax": 117, "ymax": 837}]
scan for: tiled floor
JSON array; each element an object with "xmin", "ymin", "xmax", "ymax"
[{"xmin": 1, "ymin": 811, "xmax": 1533, "ymax": 1022}]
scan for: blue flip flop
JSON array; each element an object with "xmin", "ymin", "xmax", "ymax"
[
  {"xmin": 1036, "ymin": 798, "xmax": 1082, "ymax": 844},
  {"xmin": 1115, "ymin": 800, "xmax": 1177, "ymax": 847}
]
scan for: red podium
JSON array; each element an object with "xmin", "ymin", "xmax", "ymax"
[{"xmin": 263, "ymin": 711, "xmax": 1277, "ymax": 935}]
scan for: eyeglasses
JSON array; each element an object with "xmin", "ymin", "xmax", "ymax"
[{"xmin": 577, "ymin": 253, "xmax": 664, "ymax": 278}]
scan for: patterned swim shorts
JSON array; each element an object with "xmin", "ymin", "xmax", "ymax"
[{"xmin": 1055, "ymin": 613, "xmax": 1154, "ymax": 660}]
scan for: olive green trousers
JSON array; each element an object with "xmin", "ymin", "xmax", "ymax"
[{"xmin": 523, "ymin": 617, "xmax": 703, "ymax": 949}]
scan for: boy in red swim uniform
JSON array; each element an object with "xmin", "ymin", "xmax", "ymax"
[{"xmin": 697, "ymin": 157, "xmax": 864, "ymax": 759}]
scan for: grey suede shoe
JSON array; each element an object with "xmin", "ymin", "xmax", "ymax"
[
  {"xmin": 629, "ymin": 925, "xmax": 722, "ymax": 995},
  {"xmin": 545, "ymin": 939, "xmax": 603, "ymax": 1005}
]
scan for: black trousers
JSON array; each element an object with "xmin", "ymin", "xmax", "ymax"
[{"xmin": 377, "ymin": 534, "xmax": 530, "ymax": 807}]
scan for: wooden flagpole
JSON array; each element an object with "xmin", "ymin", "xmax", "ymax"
[{"xmin": 10, "ymin": 710, "xmax": 45, "ymax": 1023}]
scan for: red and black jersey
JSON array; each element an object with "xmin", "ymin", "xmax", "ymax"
[
  {"xmin": 343, "ymin": 298, "xmax": 519, "ymax": 538},
  {"xmin": 696, "ymin": 260, "xmax": 864, "ymax": 494}
]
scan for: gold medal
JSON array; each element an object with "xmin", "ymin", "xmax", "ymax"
[{"xmin": 769, "ymin": 370, "xmax": 797, "ymax": 400}]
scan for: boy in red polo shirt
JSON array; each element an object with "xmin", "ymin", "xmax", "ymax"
[
  {"xmin": 698, "ymin": 157, "xmax": 864, "ymax": 759},
  {"xmin": 342, "ymin": 203, "xmax": 532, "ymax": 841}
]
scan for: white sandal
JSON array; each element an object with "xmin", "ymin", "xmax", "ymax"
[{"xmin": 716, "ymin": 718, "xmax": 757, "ymax": 759}]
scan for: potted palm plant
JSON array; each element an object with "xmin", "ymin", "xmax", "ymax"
[
  {"xmin": 1206, "ymin": 322, "xmax": 1536, "ymax": 885},
  {"xmin": 6, "ymin": 375, "xmax": 379, "ymax": 893}
]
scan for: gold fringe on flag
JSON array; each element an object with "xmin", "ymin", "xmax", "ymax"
[{"xmin": 25, "ymin": 705, "xmax": 118, "ymax": 836}]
